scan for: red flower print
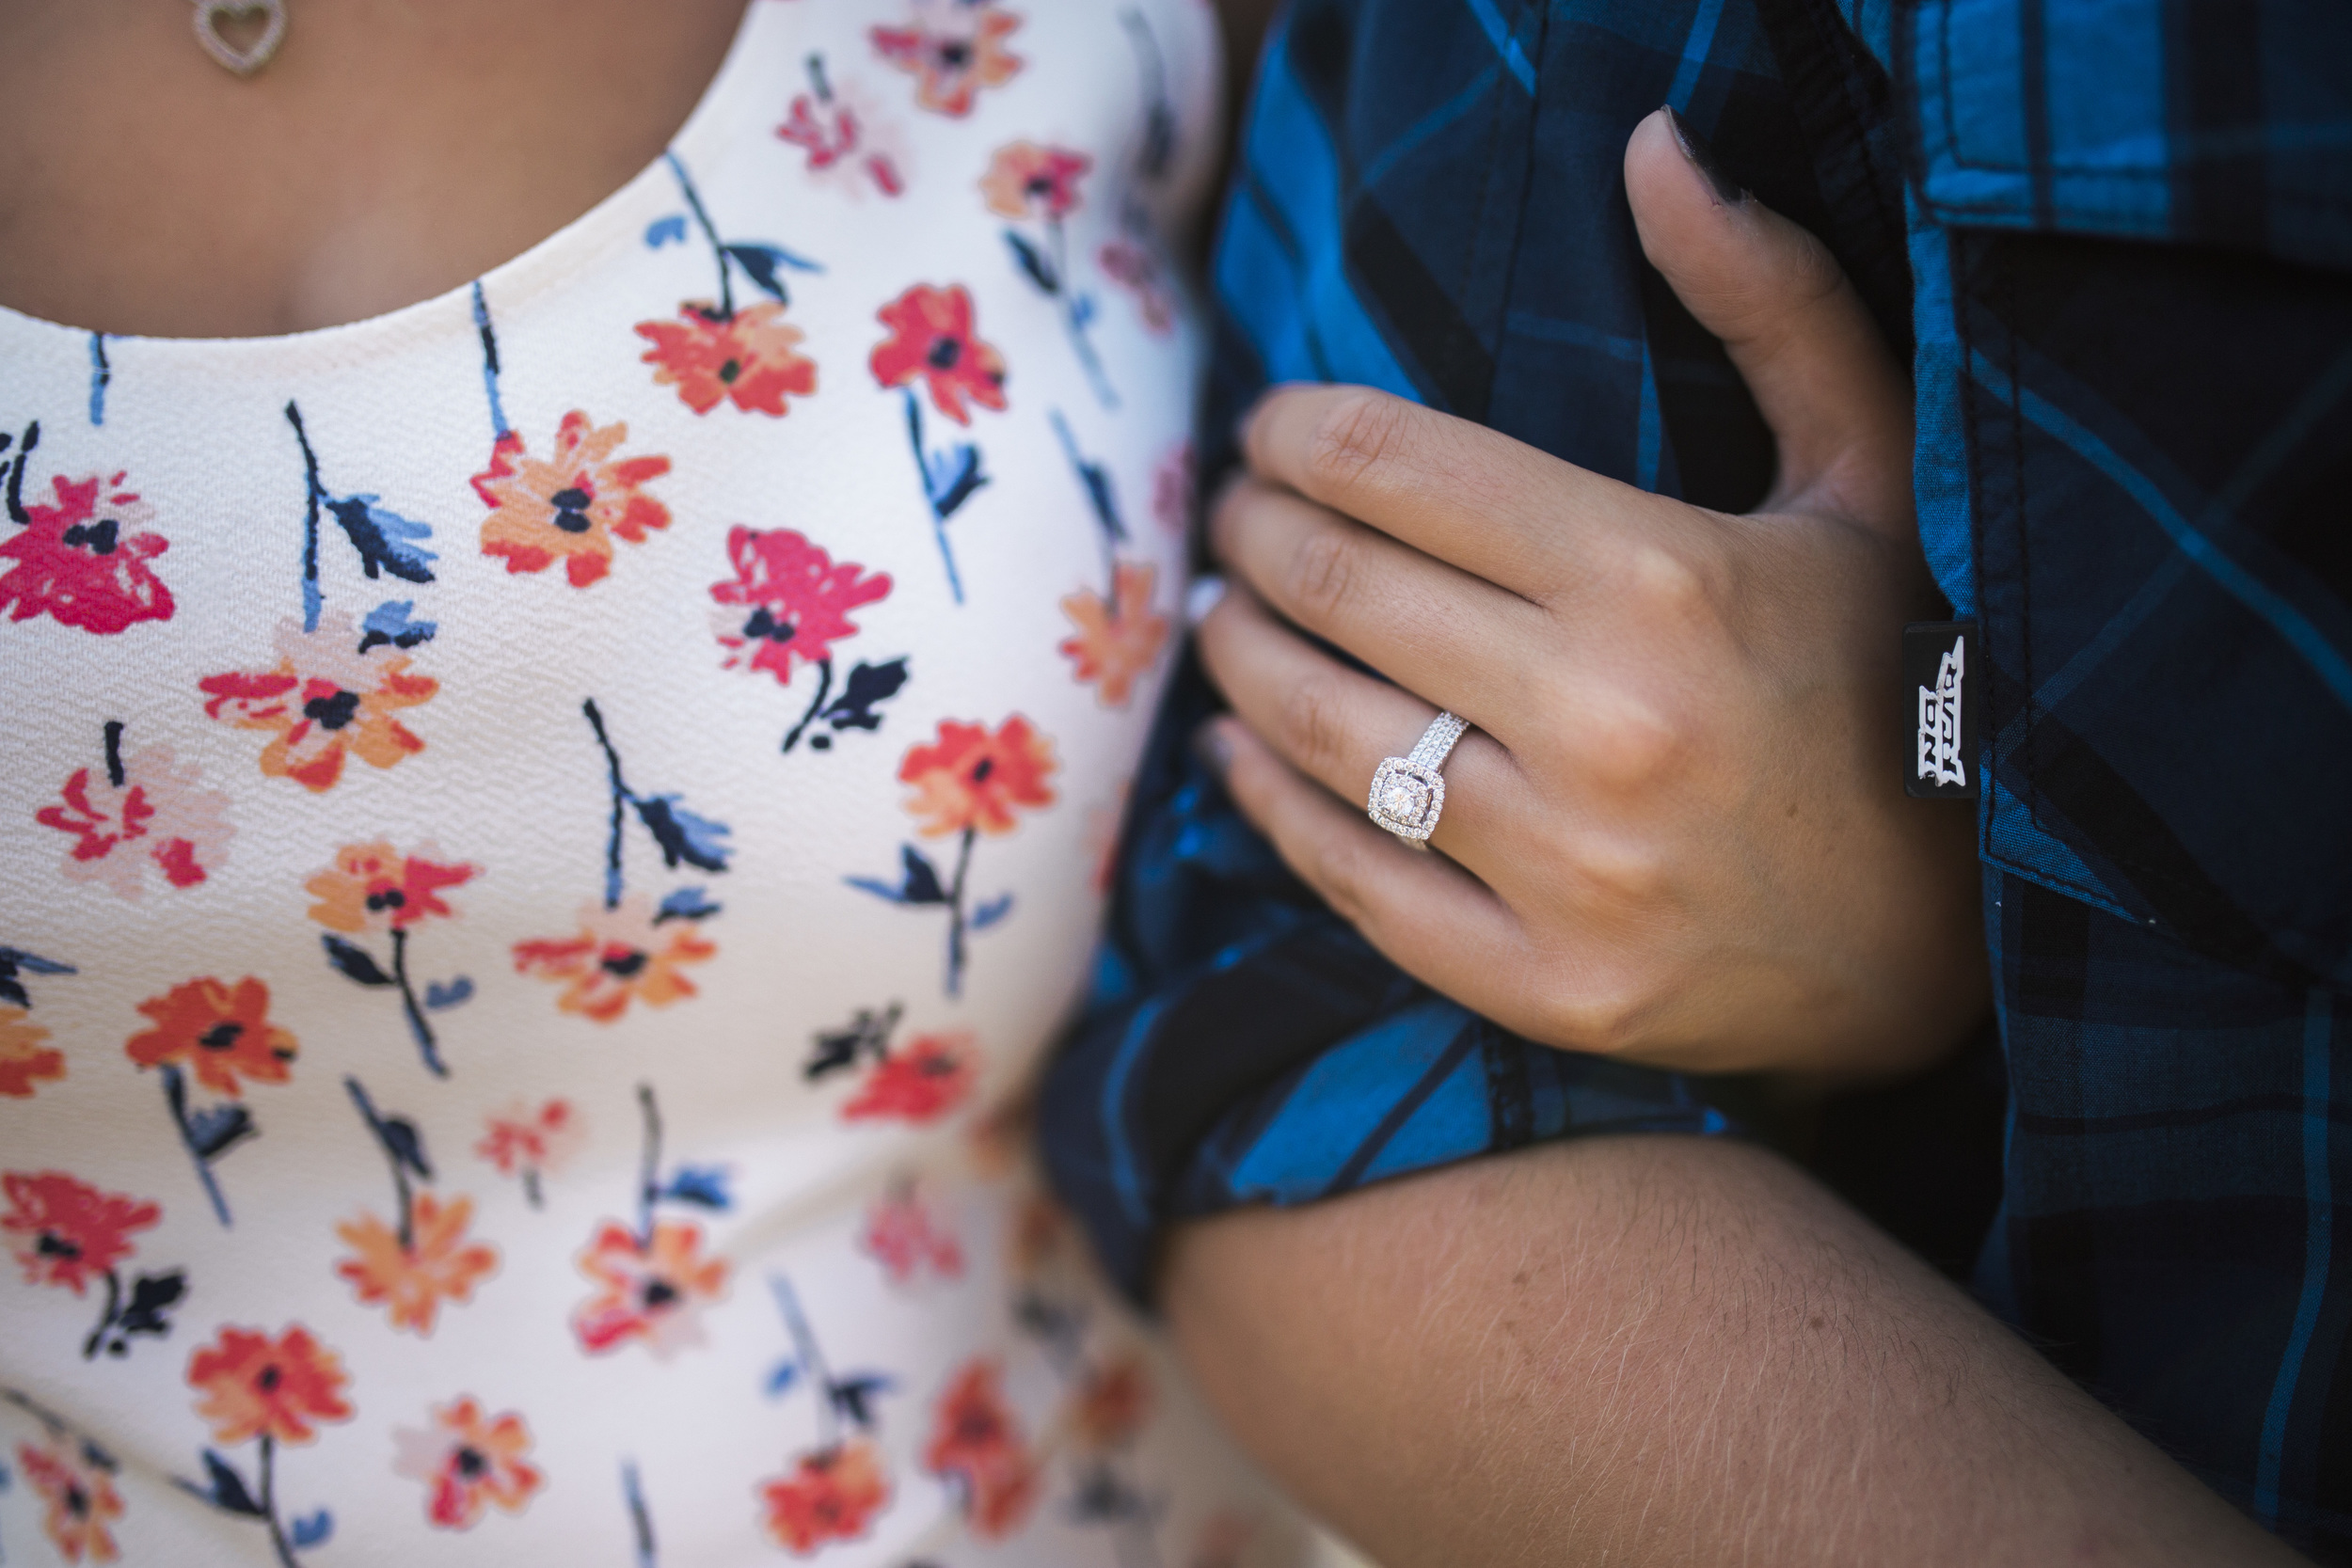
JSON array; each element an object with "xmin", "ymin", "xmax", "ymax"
[
  {"xmin": 305, "ymin": 842, "xmax": 476, "ymax": 934},
  {"xmin": 124, "ymin": 976, "xmax": 297, "ymax": 1098},
  {"xmin": 1070, "ymin": 1351, "xmax": 1153, "ymax": 1451},
  {"xmin": 709, "ymin": 526, "xmax": 892, "ymax": 686},
  {"xmin": 898, "ymin": 716, "xmax": 1057, "ymax": 837},
  {"xmin": 636, "ymin": 302, "xmax": 818, "ymax": 418},
  {"xmin": 870, "ymin": 284, "xmax": 1009, "ymax": 426},
  {"xmin": 476, "ymin": 1099, "xmax": 585, "ymax": 1186},
  {"xmin": 199, "ymin": 612, "xmax": 437, "ymax": 792},
  {"xmin": 186, "ymin": 1323, "xmax": 355, "ymax": 1448},
  {"xmin": 334, "ymin": 1193, "xmax": 499, "ymax": 1337},
  {"xmin": 38, "ymin": 745, "xmax": 233, "ymax": 900},
  {"xmin": 473, "ymin": 413, "xmax": 672, "ymax": 588},
  {"xmin": 922, "ymin": 1359, "xmax": 1040, "ymax": 1540},
  {"xmin": 870, "ymin": 2, "xmax": 1023, "ymax": 117},
  {"xmin": 980, "ymin": 141, "xmax": 1092, "ymax": 221},
  {"xmin": 842, "ymin": 1033, "xmax": 977, "ymax": 1125},
  {"xmin": 513, "ymin": 895, "xmax": 717, "ymax": 1023},
  {"xmin": 0, "ymin": 472, "xmax": 172, "ymax": 634},
  {"xmin": 860, "ymin": 1186, "xmax": 965, "ymax": 1283},
  {"xmin": 2, "ymin": 1171, "xmax": 159, "ymax": 1295},
  {"xmin": 1099, "ymin": 237, "xmax": 1178, "ymax": 336},
  {"xmin": 392, "ymin": 1397, "xmax": 545, "ymax": 1529},
  {"xmin": 573, "ymin": 1218, "xmax": 730, "ymax": 1358},
  {"xmin": 758, "ymin": 1438, "xmax": 892, "ymax": 1555},
  {"xmin": 1059, "ymin": 562, "xmax": 1170, "ymax": 707},
  {"xmin": 16, "ymin": 1436, "xmax": 125, "ymax": 1564},
  {"xmin": 0, "ymin": 1009, "xmax": 65, "ymax": 1098}
]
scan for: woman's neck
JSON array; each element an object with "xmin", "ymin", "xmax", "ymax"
[{"xmin": 0, "ymin": 0, "xmax": 747, "ymax": 338}]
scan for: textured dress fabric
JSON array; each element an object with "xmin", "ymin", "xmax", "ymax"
[{"xmin": 0, "ymin": 4, "xmax": 1306, "ymax": 1565}]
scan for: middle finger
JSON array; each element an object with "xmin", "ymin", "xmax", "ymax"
[{"xmin": 1210, "ymin": 476, "xmax": 1549, "ymax": 745}]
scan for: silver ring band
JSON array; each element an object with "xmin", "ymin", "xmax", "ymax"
[{"xmin": 1367, "ymin": 711, "xmax": 1470, "ymax": 847}]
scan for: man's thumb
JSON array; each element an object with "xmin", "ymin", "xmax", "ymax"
[{"xmin": 1624, "ymin": 107, "xmax": 1912, "ymax": 531}]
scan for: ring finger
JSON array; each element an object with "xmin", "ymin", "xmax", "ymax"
[{"xmin": 1196, "ymin": 578, "xmax": 1528, "ymax": 875}]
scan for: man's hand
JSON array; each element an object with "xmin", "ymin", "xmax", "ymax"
[{"xmin": 1194, "ymin": 108, "xmax": 1984, "ymax": 1076}]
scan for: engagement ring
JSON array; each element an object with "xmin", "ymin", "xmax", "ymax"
[{"xmin": 1368, "ymin": 711, "xmax": 1470, "ymax": 848}]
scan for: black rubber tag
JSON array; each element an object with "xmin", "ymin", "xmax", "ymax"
[{"xmin": 1904, "ymin": 621, "xmax": 1979, "ymax": 800}]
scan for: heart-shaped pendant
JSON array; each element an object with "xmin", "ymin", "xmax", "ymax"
[{"xmin": 192, "ymin": 0, "xmax": 287, "ymax": 77}]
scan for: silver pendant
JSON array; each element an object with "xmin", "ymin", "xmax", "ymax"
[{"xmin": 192, "ymin": 0, "xmax": 287, "ymax": 77}]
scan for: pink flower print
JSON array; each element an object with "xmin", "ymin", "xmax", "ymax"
[
  {"xmin": 1099, "ymin": 237, "xmax": 1178, "ymax": 336},
  {"xmin": 199, "ymin": 611, "xmax": 437, "ymax": 792},
  {"xmin": 1151, "ymin": 440, "xmax": 1197, "ymax": 536},
  {"xmin": 859, "ymin": 1184, "xmax": 965, "ymax": 1285},
  {"xmin": 475, "ymin": 1099, "xmax": 584, "ymax": 1209},
  {"xmin": 870, "ymin": 1, "xmax": 1023, "ymax": 118},
  {"xmin": 777, "ymin": 67, "xmax": 908, "ymax": 198},
  {"xmin": 710, "ymin": 526, "xmax": 891, "ymax": 687},
  {"xmin": 0, "ymin": 470, "xmax": 173, "ymax": 634},
  {"xmin": 38, "ymin": 740, "xmax": 232, "ymax": 899}
]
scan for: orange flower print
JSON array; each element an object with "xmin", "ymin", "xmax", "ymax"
[
  {"xmin": 922, "ymin": 1359, "xmax": 1040, "ymax": 1540},
  {"xmin": 473, "ymin": 412, "xmax": 672, "ymax": 588},
  {"xmin": 391, "ymin": 1397, "xmax": 544, "ymax": 1530},
  {"xmin": 0, "ymin": 1008, "xmax": 65, "ymax": 1098},
  {"xmin": 199, "ymin": 611, "xmax": 436, "ymax": 792},
  {"xmin": 870, "ymin": 283, "xmax": 1009, "ymax": 427},
  {"xmin": 758, "ymin": 1438, "xmax": 892, "ymax": 1555},
  {"xmin": 335, "ymin": 1193, "xmax": 498, "ymax": 1337},
  {"xmin": 842, "ymin": 1033, "xmax": 977, "ymax": 1125},
  {"xmin": 305, "ymin": 842, "xmax": 474, "ymax": 934},
  {"xmin": 16, "ymin": 1435, "xmax": 126, "ymax": 1564},
  {"xmin": 898, "ymin": 716, "xmax": 1057, "ymax": 837},
  {"xmin": 186, "ymin": 1323, "xmax": 355, "ymax": 1448},
  {"xmin": 512, "ymin": 894, "xmax": 717, "ymax": 1022},
  {"xmin": 573, "ymin": 1218, "xmax": 730, "ymax": 1358},
  {"xmin": 870, "ymin": 1, "xmax": 1023, "ymax": 117},
  {"xmin": 124, "ymin": 976, "xmax": 296, "ymax": 1099},
  {"xmin": 980, "ymin": 141, "xmax": 1091, "ymax": 221},
  {"xmin": 636, "ymin": 301, "xmax": 818, "ymax": 417},
  {"xmin": 1059, "ymin": 562, "xmax": 1170, "ymax": 707},
  {"xmin": 38, "ymin": 731, "xmax": 233, "ymax": 899},
  {"xmin": 1069, "ymin": 1352, "xmax": 1153, "ymax": 1451}
]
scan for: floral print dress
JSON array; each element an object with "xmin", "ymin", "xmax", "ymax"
[{"xmin": 0, "ymin": 4, "xmax": 1299, "ymax": 1564}]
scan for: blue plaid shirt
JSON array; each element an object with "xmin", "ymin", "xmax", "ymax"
[{"xmin": 1039, "ymin": 0, "xmax": 2352, "ymax": 1554}]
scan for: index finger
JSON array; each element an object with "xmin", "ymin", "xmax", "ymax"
[{"xmin": 1241, "ymin": 383, "xmax": 1678, "ymax": 604}]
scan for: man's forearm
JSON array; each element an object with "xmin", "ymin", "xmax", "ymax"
[{"xmin": 1161, "ymin": 1136, "xmax": 2294, "ymax": 1567}]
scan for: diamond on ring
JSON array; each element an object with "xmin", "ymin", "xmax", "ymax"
[{"xmin": 1368, "ymin": 711, "xmax": 1470, "ymax": 847}]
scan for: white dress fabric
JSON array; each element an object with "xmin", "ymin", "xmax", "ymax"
[{"xmin": 0, "ymin": 3, "xmax": 1303, "ymax": 1563}]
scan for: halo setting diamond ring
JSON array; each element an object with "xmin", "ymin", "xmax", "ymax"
[{"xmin": 1367, "ymin": 711, "xmax": 1470, "ymax": 847}]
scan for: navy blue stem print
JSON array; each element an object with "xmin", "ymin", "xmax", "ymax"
[
  {"xmin": 162, "ymin": 1065, "xmax": 252, "ymax": 1228},
  {"xmin": 1052, "ymin": 409, "xmax": 1128, "ymax": 597},
  {"xmin": 659, "ymin": 152, "xmax": 822, "ymax": 317},
  {"xmin": 630, "ymin": 1082, "xmax": 733, "ymax": 1248},
  {"xmin": 803, "ymin": 1003, "xmax": 904, "ymax": 1082},
  {"xmin": 581, "ymin": 699, "xmax": 733, "ymax": 913},
  {"xmin": 765, "ymin": 1275, "xmax": 896, "ymax": 1452},
  {"xmin": 848, "ymin": 829, "xmax": 1013, "ymax": 998},
  {"xmin": 345, "ymin": 1077, "xmax": 432, "ymax": 1250},
  {"xmin": 77, "ymin": 1257, "xmax": 186, "ymax": 1365},
  {"xmin": 472, "ymin": 281, "xmax": 512, "ymax": 445},
  {"xmin": 900, "ymin": 389, "xmax": 990, "ymax": 605},
  {"xmin": 779, "ymin": 657, "xmax": 912, "ymax": 754},
  {"xmin": 87, "ymin": 333, "xmax": 111, "ymax": 427},
  {"xmin": 318, "ymin": 924, "xmax": 470, "ymax": 1078},
  {"xmin": 623, "ymin": 1459, "xmax": 660, "ymax": 1568},
  {"xmin": 1005, "ymin": 217, "xmax": 1116, "ymax": 410},
  {"xmin": 283, "ymin": 401, "xmax": 437, "ymax": 641},
  {"xmin": 0, "ymin": 944, "xmax": 74, "ymax": 1012},
  {"xmin": 3, "ymin": 420, "xmax": 37, "ymax": 524},
  {"xmin": 182, "ymin": 1433, "xmax": 331, "ymax": 1568}
]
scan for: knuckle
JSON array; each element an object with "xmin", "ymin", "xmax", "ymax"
[
  {"xmin": 1621, "ymin": 537, "xmax": 1726, "ymax": 626},
  {"xmin": 1277, "ymin": 673, "xmax": 1354, "ymax": 777},
  {"xmin": 1283, "ymin": 526, "xmax": 1359, "ymax": 625},
  {"xmin": 1304, "ymin": 389, "xmax": 1412, "ymax": 496},
  {"xmin": 1578, "ymin": 694, "xmax": 1687, "ymax": 789},
  {"xmin": 1534, "ymin": 983, "xmax": 1645, "ymax": 1057}
]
